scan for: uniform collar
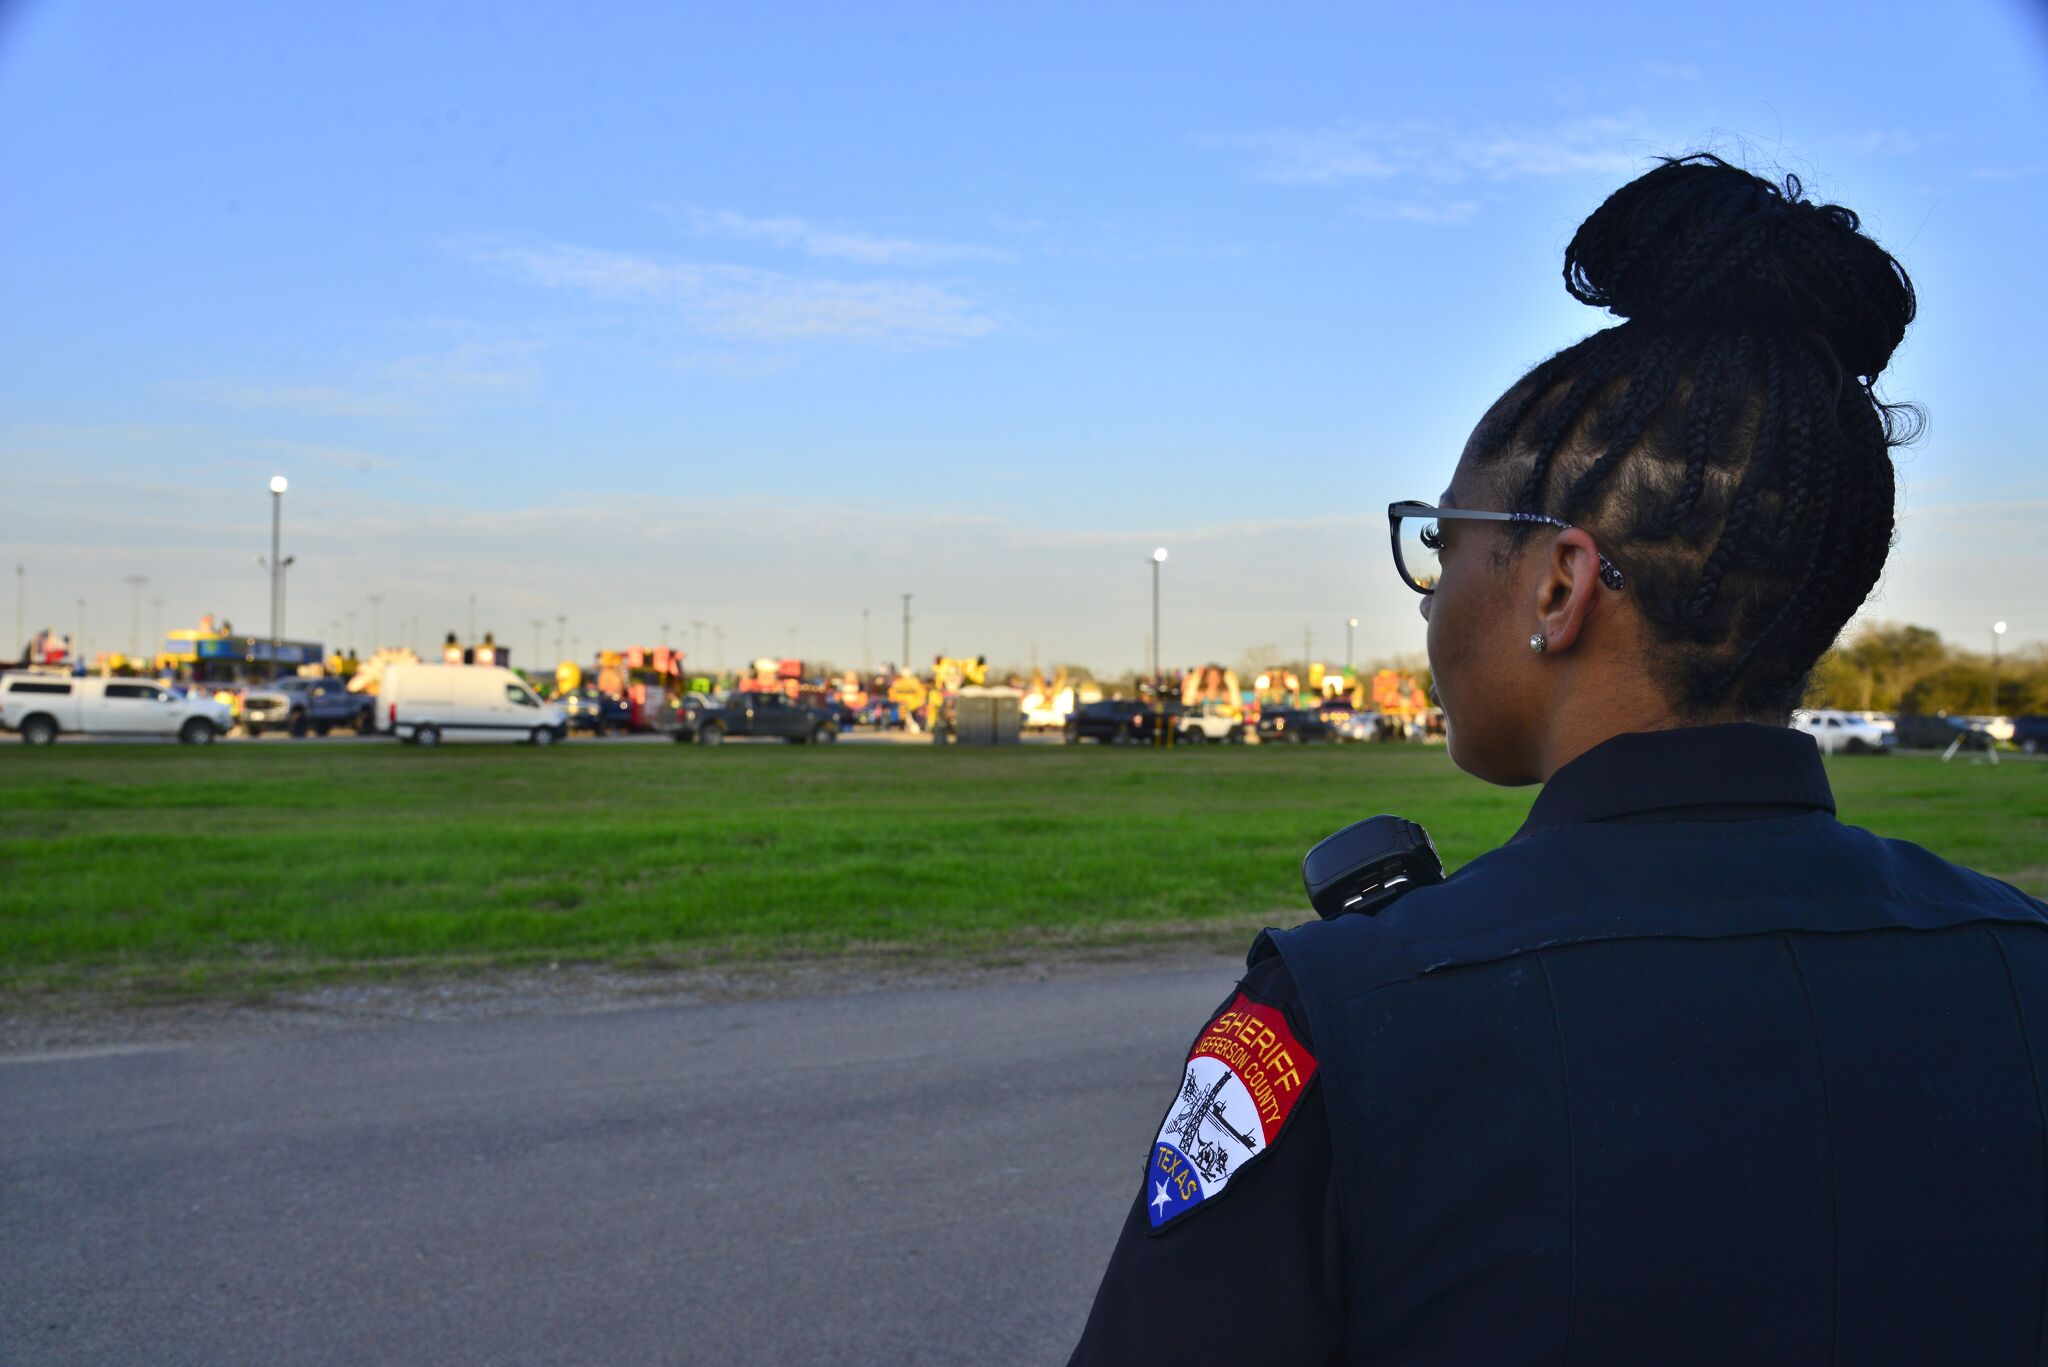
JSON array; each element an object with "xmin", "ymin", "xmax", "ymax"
[{"xmin": 1512, "ymin": 722, "xmax": 1835, "ymax": 841}]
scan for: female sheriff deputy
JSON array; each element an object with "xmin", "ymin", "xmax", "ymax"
[{"xmin": 1067, "ymin": 155, "xmax": 2048, "ymax": 1366}]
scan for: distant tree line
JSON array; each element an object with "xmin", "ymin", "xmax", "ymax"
[{"xmin": 1807, "ymin": 623, "xmax": 2048, "ymax": 716}]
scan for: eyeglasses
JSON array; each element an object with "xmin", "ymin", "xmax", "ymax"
[{"xmin": 1388, "ymin": 500, "xmax": 1626, "ymax": 596}]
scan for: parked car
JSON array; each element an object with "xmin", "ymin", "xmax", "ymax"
[
  {"xmin": 1893, "ymin": 713, "xmax": 1989, "ymax": 751},
  {"xmin": 1, "ymin": 673, "xmax": 232, "ymax": 745},
  {"xmin": 646, "ymin": 693, "xmax": 710, "ymax": 743},
  {"xmin": 556, "ymin": 686, "xmax": 634, "ymax": 736},
  {"xmin": 857, "ymin": 699, "xmax": 906, "ymax": 730},
  {"xmin": 242, "ymin": 675, "xmax": 376, "ymax": 736},
  {"xmin": 2014, "ymin": 715, "xmax": 2048, "ymax": 754},
  {"xmin": 692, "ymin": 691, "xmax": 838, "ymax": 745},
  {"xmin": 1064, "ymin": 699, "xmax": 1172, "ymax": 744},
  {"xmin": 379, "ymin": 663, "xmax": 567, "ymax": 746},
  {"xmin": 1175, "ymin": 700, "xmax": 1245, "ymax": 744},
  {"xmin": 1790, "ymin": 709, "xmax": 1894, "ymax": 754},
  {"xmin": 1256, "ymin": 707, "xmax": 1340, "ymax": 744}
]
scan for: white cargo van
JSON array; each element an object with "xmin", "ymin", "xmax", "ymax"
[
  {"xmin": 0, "ymin": 674, "xmax": 233, "ymax": 745},
  {"xmin": 378, "ymin": 663, "xmax": 567, "ymax": 746}
]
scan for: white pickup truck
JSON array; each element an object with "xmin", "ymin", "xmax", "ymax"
[{"xmin": 1, "ymin": 674, "xmax": 233, "ymax": 745}]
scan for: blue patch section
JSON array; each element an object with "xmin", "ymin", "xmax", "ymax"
[{"xmin": 1144, "ymin": 1141, "xmax": 1207, "ymax": 1228}]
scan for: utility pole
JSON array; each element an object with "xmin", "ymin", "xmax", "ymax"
[
  {"xmin": 369, "ymin": 595, "xmax": 383, "ymax": 653},
  {"xmin": 555, "ymin": 614, "xmax": 567, "ymax": 662},
  {"xmin": 124, "ymin": 574, "xmax": 147, "ymax": 659},
  {"xmin": 901, "ymin": 593, "xmax": 913, "ymax": 674}
]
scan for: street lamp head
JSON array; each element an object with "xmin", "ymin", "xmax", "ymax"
[
  {"xmin": 269, "ymin": 475, "xmax": 289, "ymax": 494},
  {"xmin": 1152, "ymin": 547, "xmax": 1168, "ymax": 563},
  {"xmin": 1348, "ymin": 617, "xmax": 1359, "ymax": 628},
  {"xmin": 1994, "ymin": 621, "xmax": 2008, "ymax": 635}
]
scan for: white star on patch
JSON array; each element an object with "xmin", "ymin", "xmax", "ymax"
[{"xmin": 1151, "ymin": 1181, "xmax": 1171, "ymax": 1215}]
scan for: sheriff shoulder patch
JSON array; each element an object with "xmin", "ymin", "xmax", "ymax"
[{"xmin": 1144, "ymin": 990, "xmax": 1318, "ymax": 1232}]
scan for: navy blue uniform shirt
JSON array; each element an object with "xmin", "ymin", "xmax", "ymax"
[{"xmin": 1069, "ymin": 723, "xmax": 2048, "ymax": 1365}]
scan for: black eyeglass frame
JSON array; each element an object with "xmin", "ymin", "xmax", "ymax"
[{"xmin": 1387, "ymin": 500, "xmax": 1626, "ymax": 596}]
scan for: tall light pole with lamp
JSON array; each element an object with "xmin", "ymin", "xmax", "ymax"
[
  {"xmin": 1346, "ymin": 617, "xmax": 1359, "ymax": 675},
  {"xmin": 267, "ymin": 475, "xmax": 288, "ymax": 675},
  {"xmin": 1993, "ymin": 621, "xmax": 2008, "ymax": 715},
  {"xmin": 1150, "ymin": 548, "xmax": 1168, "ymax": 683}
]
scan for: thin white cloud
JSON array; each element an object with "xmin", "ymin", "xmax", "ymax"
[
  {"xmin": 1840, "ymin": 129, "xmax": 1948, "ymax": 157},
  {"xmin": 1223, "ymin": 115, "xmax": 1652, "ymax": 187},
  {"xmin": 679, "ymin": 208, "xmax": 1008, "ymax": 266},
  {"xmin": 173, "ymin": 339, "xmax": 540, "ymax": 421},
  {"xmin": 1356, "ymin": 198, "xmax": 1481, "ymax": 226},
  {"xmin": 476, "ymin": 243, "xmax": 996, "ymax": 346}
]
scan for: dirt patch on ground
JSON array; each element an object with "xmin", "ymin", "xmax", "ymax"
[{"xmin": 0, "ymin": 924, "xmax": 1268, "ymax": 1056}]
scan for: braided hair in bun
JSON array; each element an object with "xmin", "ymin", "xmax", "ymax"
[{"xmin": 1472, "ymin": 153, "xmax": 1919, "ymax": 716}]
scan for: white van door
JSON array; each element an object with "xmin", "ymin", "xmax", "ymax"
[{"xmin": 498, "ymin": 677, "xmax": 546, "ymax": 735}]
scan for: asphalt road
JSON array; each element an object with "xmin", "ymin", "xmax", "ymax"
[{"xmin": 0, "ymin": 958, "xmax": 1245, "ymax": 1366}]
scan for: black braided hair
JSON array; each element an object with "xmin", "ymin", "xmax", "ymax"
[{"xmin": 1471, "ymin": 154, "xmax": 1920, "ymax": 717}]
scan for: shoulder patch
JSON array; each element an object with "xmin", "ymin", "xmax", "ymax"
[{"xmin": 1144, "ymin": 989, "xmax": 1319, "ymax": 1232}]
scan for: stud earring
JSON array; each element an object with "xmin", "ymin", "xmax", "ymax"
[{"xmin": 1528, "ymin": 632, "xmax": 1547, "ymax": 653}]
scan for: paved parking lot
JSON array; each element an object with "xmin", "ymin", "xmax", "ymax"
[{"xmin": 0, "ymin": 957, "xmax": 1242, "ymax": 1366}]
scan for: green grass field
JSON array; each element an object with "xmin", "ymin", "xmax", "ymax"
[{"xmin": 2, "ymin": 741, "xmax": 2043, "ymax": 1001}]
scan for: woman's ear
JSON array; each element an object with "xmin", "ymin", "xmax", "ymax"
[{"xmin": 1532, "ymin": 528, "xmax": 1605, "ymax": 653}]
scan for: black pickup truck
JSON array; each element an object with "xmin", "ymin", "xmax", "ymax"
[
  {"xmin": 692, "ymin": 691, "xmax": 839, "ymax": 746},
  {"xmin": 1064, "ymin": 699, "xmax": 1180, "ymax": 744},
  {"xmin": 241, "ymin": 675, "xmax": 376, "ymax": 736}
]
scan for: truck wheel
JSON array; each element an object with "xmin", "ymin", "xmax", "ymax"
[
  {"xmin": 814, "ymin": 724, "xmax": 838, "ymax": 744},
  {"xmin": 531, "ymin": 726, "xmax": 558, "ymax": 746},
  {"xmin": 698, "ymin": 723, "xmax": 724, "ymax": 747},
  {"xmin": 415, "ymin": 725, "xmax": 442, "ymax": 748},
  {"xmin": 1181, "ymin": 728, "xmax": 1205, "ymax": 745},
  {"xmin": 179, "ymin": 718, "xmax": 217, "ymax": 746},
  {"xmin": 355, "ymin": 712, "xmax": 376, "ymax": 735},
  {"xmin": 1111, "ymin": 725, "xmax": 1133, "ymax": 746},
  {"xmin": 313, "ymin": 723, "xmax": 331, "ymax": 737},
  {"xmin": 288, "ymin": 711, "xmax": 310, "ymax": 739},
  {"xmin": 20, "ymin": 715, "xmax": 58, "ymax": 746}
]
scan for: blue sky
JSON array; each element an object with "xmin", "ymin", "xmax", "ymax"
[{"xmin": 3, "ymin": 0, "xmax": 2045, "ymax": 671}]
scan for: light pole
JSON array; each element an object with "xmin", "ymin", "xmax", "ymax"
[
  {"xmin": 690, "ymin": 620, "xmax": 706, "ymax": 670},
  {"xmin": 124, "ymin": 574, "xmax": 147, "ymax": 660},
  {"xmin": 531, "ymin": 619, "xmax": 545, "ymax": 667},
  {"xmin": 1346, "ymin": 617, "xmax": 1359, "ymax": 674},
  {"xmin": 369, "ymin": 595, "xmax": 383, "ymax": 653},
  {"xmin": 150, "ymin": 597, "xmax": 165, "ymax": 657},
  {"xmin": 1150, "ymin": 548, "xmax": 1168, "ymax": 682},
  {"xmin": 268, "ymin": 475, "xmax": 288, "ymax": 676},
  {"xmin": 345, "ymin": 610, "xmax": 356, "ymax": 656},
  {"xmin": 714, "ymin": 625, "xmax": 726, "ymax": 677},
  {"xmin": 76, "ymin": 597, "xmax": 85, "ymax": 668},
  {"xmin": 862, "ymin": 608, "xmax": 871, "ymax": 676},
  {"xmin": 13, "ymin": 564, "xmax": 22, "ymax": 663},
  {"xmin": 1993, "ymin": 621, "xmax": 2008, "ymax": 714},
  {"xmin": 555, "ymin": 614, "xmax": 567, "ymax": 662},
  {"xmin": 901, "ymin": 594, "xmax": 913, "ymax": 674}
]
